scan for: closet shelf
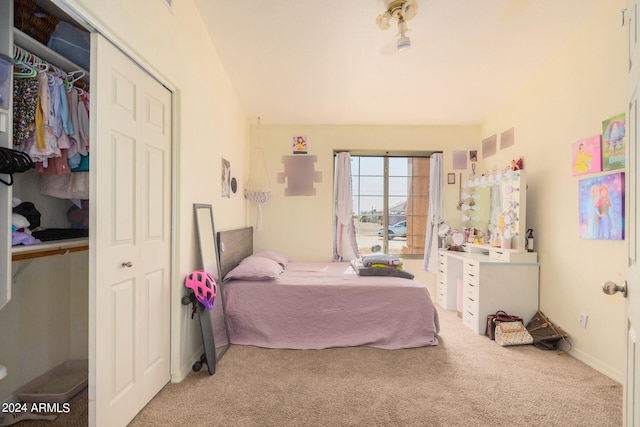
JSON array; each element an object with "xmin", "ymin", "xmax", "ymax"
[
  {"xmin": 13, "ymin": 28, "xmax": 89, "ymax": 83},
  {"xmin": 12, "ymin": 238, "xmax": 88, "ymax": 262}
]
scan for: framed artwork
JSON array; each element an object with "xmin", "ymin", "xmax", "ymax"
[
  {"xmin": 292, "ymin": 136, "xmax": 308, "ymax": 154},
  {"xmin": 481, "ymin": 135, "xmax": 496, "ymax": 158},
  {"xmin": 578, "ymin": 172, "xmax": 624, "ymax": 240},
  {"xmin": 500, "ymin": 127, "xmax": 515, "ymax": 149},
  {"xmin": 447, "ymin": 173, "xmax": 456, "ymax": 185},
  {"xmin": 602, "ymin": 113, "xmax": 625, "ymax": 171},
  {"xmin": 469, "ymin": 150, "xmax": 478, "ymax": 162},
  {"xmin": 452, "ymin": 150, "xmax": 467, "ymax": 170},
  {"xmin": 221, "ymin": 158, "xmax": 231, "ymax": 198},
  {"xmin": 571, "ymin": 135, "xmax": 602, "ymax": 176}
]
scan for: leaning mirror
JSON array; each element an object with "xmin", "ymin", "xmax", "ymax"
[{"xmin": 191, "ymin": 203, "xmax": 231, "ymax": 374}]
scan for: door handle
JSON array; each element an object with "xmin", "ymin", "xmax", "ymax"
[
  {"xmin": 122, "ymin": 261, "xmax": 133, "ymax": 268},
  {"xmin": 602, "ymin": 280, "xmax": 627, "ymax": 298}
]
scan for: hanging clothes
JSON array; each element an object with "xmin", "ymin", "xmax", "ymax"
[
  {"xmin": 12, "ymin": 45, "xmax": 91, "ymax": 191},
  {"xmin": 12, "ymin": 75, "xmax": 38, "ymax": 148}
]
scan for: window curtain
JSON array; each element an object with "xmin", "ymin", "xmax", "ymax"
[
  {"xmin": 333, "ymin": 152, "xmax": 359, "ymax": 261},
  {"xmin": 423, "ymin": 153, "xmax": 443, "ymax": 272}
]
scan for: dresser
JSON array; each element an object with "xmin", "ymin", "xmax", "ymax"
[{"xmin": 437, "ymin": 246, "xmax": 539, "ymax": 334}]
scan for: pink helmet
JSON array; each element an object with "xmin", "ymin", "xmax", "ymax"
[{"xmin": 185, "ymin": 270, "xmax": 217, "ymax": 310}]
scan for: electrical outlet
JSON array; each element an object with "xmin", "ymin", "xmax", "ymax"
[{"xmin": 579, "ymin": 313, "xmax": 588, "ymax": 329}]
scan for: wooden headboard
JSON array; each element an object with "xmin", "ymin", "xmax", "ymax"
[{"xmin": 217, "ymin": 227, "xmax": 253, "ymax": 278}]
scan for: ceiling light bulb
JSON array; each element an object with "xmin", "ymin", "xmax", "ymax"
[
  {"xmin": 376, "ymin": 12, "xmax": 392, "ymax": 30},
  {"xmin": 397, "ymin": 34, "xmax": 411, "ymax": 51}
]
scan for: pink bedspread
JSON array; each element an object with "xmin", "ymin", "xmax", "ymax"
[{"xmin": 213, "ymin": 262, "xmax": 440, "ymax": 350}]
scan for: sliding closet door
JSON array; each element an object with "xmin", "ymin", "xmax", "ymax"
[{"xmin": 90, "ymin": 34, "xmax": 172, "ymax": 427}]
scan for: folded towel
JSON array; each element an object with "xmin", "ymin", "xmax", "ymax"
[{"xmin": 361, "ymin": 254, "xmax": 402, "ymax": 267}]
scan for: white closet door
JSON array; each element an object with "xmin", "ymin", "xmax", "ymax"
[{"xmin": 90, "ymin": 33, "xmax": 172, "ymax": 427}]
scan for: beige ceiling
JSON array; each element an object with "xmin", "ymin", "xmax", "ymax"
[{"xmin": 194, "ymin": 0, "xmax": 607, "ymax": 125}]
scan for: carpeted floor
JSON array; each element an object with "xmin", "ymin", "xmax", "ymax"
[
  {"xmin": 9, "ymin": 308, "xmax": 622, "ymax": 426},
  {"xmin": 130, "ymin": 308, "xmax": 621, "ymax": 426}
]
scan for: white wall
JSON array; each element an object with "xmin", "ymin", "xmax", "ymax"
[{"xmin": 479, "ymin": 0, "xmax": 627, "ymax": 380}]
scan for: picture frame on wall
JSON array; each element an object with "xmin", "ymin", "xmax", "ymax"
[
  {"xmin": 447, "ymin": 173, "xmax": 456, "ymax": 185},
  {"xmin": 602, "ymin": 113, "xmax": 626, "ymax": 171},
  {"xmin": 571, "ymin": 135, "xmax": 602, "ymax": 176},
  {"xmin": 292, "ymin": 136, "xmax": 308, "ymax": 154},
  {"xmin": 578, "ymin": 172, "xmax": 624, "ymax": 240},
  {"xmin": 221, "ymin": 158, "xmax": 231, "ymax": 198}
]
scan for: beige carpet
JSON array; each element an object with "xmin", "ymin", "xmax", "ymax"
[{"xmin": 12, "ymin": 308, "xmax": 622, "ymax": 426}]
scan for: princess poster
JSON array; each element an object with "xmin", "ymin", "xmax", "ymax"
[
  {"xmin": 578, "ymin": 172, "xmax": 624, "ymax": 240},
  {"xmin": 292, "ymin": 136, "xmax": 308, "ymax": 154},
  {"xmin": 571, "ymin": 135, "xmax": 602, "ymax": 176}
]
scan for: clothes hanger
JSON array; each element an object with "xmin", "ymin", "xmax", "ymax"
[
  {"xmin": 65, "ymin": 70, "xmax": 85, "ymax": 91},
  {"xmin": 12, "ymin": 58, "xmax": 36, "ymax": 78}
]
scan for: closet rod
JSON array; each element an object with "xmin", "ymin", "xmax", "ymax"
[
  {"xmin": 12, "ymin": 29, "xmax": 90, "ymax": 88},
  {"xmin": 13, "ymin": 44, "xmax": 89, "ymax": 91}
]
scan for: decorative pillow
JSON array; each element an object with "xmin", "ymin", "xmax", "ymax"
[
  {"xmin": 224, "ymin": 256, "xmax": 283, "ymax": 281},
  {"xmin": 252, "ymin": 251, "xmax": 290, "ymax": 268}
]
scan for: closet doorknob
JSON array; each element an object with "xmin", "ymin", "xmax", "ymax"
[
  {"xmin": 122, "ymin": 261, "xmax": 133, "ymax": 268},
  {"xmin": 602, "ymin": 280, "xmax": 627, "ymax": 298}
]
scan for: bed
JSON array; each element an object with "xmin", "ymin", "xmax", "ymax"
[{"xmin": 211, "ymin": 227, "xmax": 440, "ymax": 350}]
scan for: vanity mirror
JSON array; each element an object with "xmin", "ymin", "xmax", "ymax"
[
  {"xmin": 191, "ymin": 203, "xmax": 231, "ymax": 374},
  {"xmin": 461, "ymin": 170, "xmax": 527, "ymax": 251},
  {"xmin": 459, "ymin": 182, "xmax": 490, "ymax": 240}
]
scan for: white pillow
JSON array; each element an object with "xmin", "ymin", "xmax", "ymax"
[
  {"xmin": 224, "ymin": 256, "xmax": 283, "ymax": 281},
  {"xmin": 252, "ymin": 251, "xmax": 290, "ymax": 268}
]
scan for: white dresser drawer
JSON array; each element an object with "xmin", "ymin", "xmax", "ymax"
[
  {"xmin": 463, "ymin": 261, "xmax": 479, "ymax": 288},
  {"xmin": 463, "ymin": 297, "xmax": 478, "ymax": 315},
  {"xmin": 464, "ymin": 281, "xmax": 478, "ymax": 299},
  {"xmin": 462, "ymin": 310, "xmax": 477, "ymax": 330},
  {"xmin": 464, "ymin": 260, "xmax": 479, "ymax": 274},
  {"xmin": 464, "ymin": 271, "xmax": 479, "ymax": 286},
  {"xmin": 489, "ymin": 249, "xmax": 537, "ymax": 263}
]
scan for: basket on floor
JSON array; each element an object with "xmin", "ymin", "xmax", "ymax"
[{"xmin": 14, "ymin": 0, "xmax": 59, "ymax": 45}]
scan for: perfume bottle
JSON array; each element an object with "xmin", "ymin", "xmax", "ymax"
[{"xmin": 526, "ymin": 228, "xmax": 534, "ymax": 252}]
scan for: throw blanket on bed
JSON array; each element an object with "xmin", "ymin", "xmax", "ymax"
[{"xmin": 212, "ymin": 261, "xmax": 439, "ymax": 350}]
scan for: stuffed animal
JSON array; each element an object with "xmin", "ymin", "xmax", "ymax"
[{"xmin": 511, "ymin": 157, "xmax": 523, "ymax": 171}]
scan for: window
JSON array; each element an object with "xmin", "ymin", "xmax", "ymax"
[{"xmin": 349, "ymin": 154, "xmax": 431, "ymax": 257}]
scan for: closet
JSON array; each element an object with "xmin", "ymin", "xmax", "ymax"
[{"xmin": 0, "ymin": 1, "xmax": 173, "ymax": 426}]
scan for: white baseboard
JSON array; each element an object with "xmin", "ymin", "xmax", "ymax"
[
  {"xmin": 172, "ymin": 345, "xmax": 204, "ymax": 383},
  {"xmin": 568, "ymin": 345, "xmax": 623, "ymax": 384}
]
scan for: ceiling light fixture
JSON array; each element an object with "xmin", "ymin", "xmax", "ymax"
[{"xmin": 376, "ymin": 0, "xmax": 419, "ymax": 51}]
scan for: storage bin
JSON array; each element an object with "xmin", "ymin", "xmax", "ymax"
[
  {"xmin": 0, "ymin": 55, "xmax": 10, "ymax": 111},
  {"xmin": 15, "ymin": 360, "xmax": 88, "ymax": 404},
  {"xmin": 14, "ymin": 0, "xmax": 59, "ymax": 45},
  {"xmin": 47, "ymin": 21, "xmax": 90, "ymax": 71}
]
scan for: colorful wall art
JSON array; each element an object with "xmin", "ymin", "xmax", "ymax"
[
  {"xmin": 571, "ymin": 135, "xmax": 602, "ymax": 176},
  {"xmin": 292, "ymin": 136, "xmax": 308, "ymax": 154},
  {"xmin": 578, "ymin": 172, "xmax": 624, "ymax": 240},
  {"xmin": 602, "ymin": 113, "xmax": 626, "ymax": 171}
]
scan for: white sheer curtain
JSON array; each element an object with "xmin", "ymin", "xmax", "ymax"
[
  {"xmin": 333, "ymin": 152, "xmax": 359, "ymax": 261},
  {"xmin": 423, "ymin": 153, "xmax": 443, "ymax": 272}
]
